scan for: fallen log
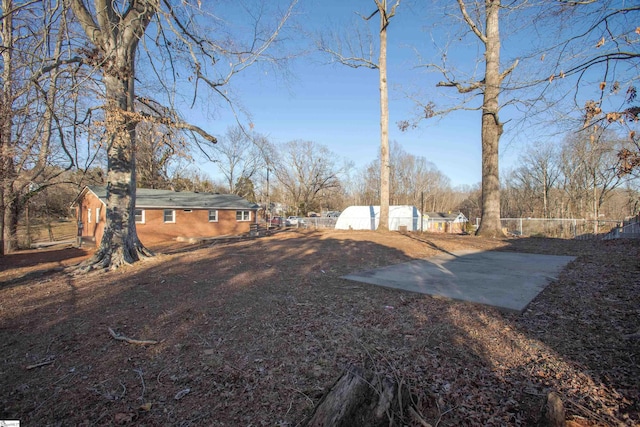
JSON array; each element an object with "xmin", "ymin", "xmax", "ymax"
[{"xmin": 305, "ymin": 365, "xmax": 410, "ymax": 427}]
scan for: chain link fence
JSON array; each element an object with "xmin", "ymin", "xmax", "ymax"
[
  {"xmin": 498, "ymin": 218, "xmax": 622, "ymax": 239},
  {"xmin": 278, "ymin": 215, "xmax": 638, "ymax": 241},
  {"xmin": 302, "ymin": 215, "xmax": 625, "ymax": 239},
  {"xmin": 298, "ymin": 217, "xmax": 338, "ymax": 229}
]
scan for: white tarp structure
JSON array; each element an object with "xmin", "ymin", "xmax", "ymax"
[{"xmin": 335, "ymin": 205, "xmax": 420, "ymax": 231}]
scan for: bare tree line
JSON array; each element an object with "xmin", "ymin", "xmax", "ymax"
[{"xmin": 502, "ymin": 129, "xmax": 636, "ymax": 221}]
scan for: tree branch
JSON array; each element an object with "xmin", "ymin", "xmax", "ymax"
[
  {"xmin": 120, "ymin": 0, "xmax": 158, "ymax": 49},
  {"xmin": 456, "ymin": 0, "xmax": 487, "ymax": 44},
  {"xmin": 69, "ymin": 0, "xmax": 103, "ymax": 47},
  {"xmin": 135, "ymin": 97, "xmax": 217, "ymax": 144},
  {"xmin": 318, "ymin": 47, "xmax": 378, "ymax": 69},
  {"xmin": 500, "ymin": 59, "xmax": 519, "ymax": 80},
  {"xmin": 437, "ymin": 79, "xmax": 485, "ymax": 93}
]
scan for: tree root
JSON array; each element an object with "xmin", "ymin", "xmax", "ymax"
[{"xmin": 74, "ymin": 241, "xmax": 155, "ymax": 273}]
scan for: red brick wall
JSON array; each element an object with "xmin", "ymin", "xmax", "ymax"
[
  {"xmin": 136, "ymin": 208, "xmax": 254, "ymax": 244},
  {"xmin": 75, "ymin": 190, "xmax": 256, "ymax": 246},
  {"xmin": 76, "ymin": 192, "xmax": 106, "ymax": 244}
]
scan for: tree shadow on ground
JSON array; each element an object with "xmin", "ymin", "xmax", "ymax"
[
  {"xmin": 0, "ymin": 231, "xmax": 637, "ymax": 426},
  {"xmin": 411, "ymin": 235, "xmax": 640, "ymax": 425},
  {"xmin": 399, "ymin": 232, "xmax": 459, "ymax": 256}
]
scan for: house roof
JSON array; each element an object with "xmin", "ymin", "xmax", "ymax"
[
  {"xmin": 424, "ymin": 212, "xmax": 467, "ymax": 221},
  {"xmin": 74, "ymin": 186, "xmax": 259, "ymax": 210}
]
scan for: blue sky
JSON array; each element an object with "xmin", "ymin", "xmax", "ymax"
[
  {"xmin": 181, "ymin": 0, "xmax": 613, "ymax": 188},
  {"xmin": 178, "ymin": 0, "xmax": 494, "ymax": 187}
]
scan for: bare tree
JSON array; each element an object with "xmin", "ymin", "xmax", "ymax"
[
  {"xmin": 318, "ymin": 0, "xmax": 400, "ymax": 231},
  {"xmin": 136, "ymin": 121, "xmax": 190, "ymax": 189},
  {"xmin": 388, "ymin": 142, "xmax": 452, "ymax": 210},
  {"xmin": 545, "ymin": 2, "xmax": 639, "ymax": 174},
  {"xmin": 430, "ymin": 0, "xmax": 519, "ymax": 237},
  {"xmin": 512, "ymin": 142, "xmax": 562, "ymax": 218},
  {"xmin": 272, "ymin": 140, "xmax": 343, "ymax": 215},
  {"xmin": 211, "ymin": 126, "xmax": 269, "ymax": 195},
  {"xmin": 455, "ymin": 183, "xmax": 482, "ymax": 224},
  {"xmin": 0, "ymin": 0, "xmax": 16, "ymax": 254},
  {"xmin": 69, "ymin": 0, "xmax": 159, "ymax": 269},
  {"xmin": 1, "ymin": 0, "xmax": 76, "ymax": 254},
  {"xmin": 347, "ymin": 142, "xmax": 455, "ymax": 212},
  {"xmin": 343, "ymin": 162, "xmax": 380, "ymax": 206},
  {"xmin": 169, "ymin": 165, "xmax": 222, "ymax": 193},
  {"xmin": 67, "ymin": 0, "xmax": 297, "ymax": 269},
  {"xmin": 561, "ymin": 129, "xmax": 628, "ymax": 230}
]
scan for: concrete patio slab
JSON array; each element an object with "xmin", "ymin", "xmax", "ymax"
[{"xmin": 342, "ymin": 250, "xmax": 576, "ymax": 312}]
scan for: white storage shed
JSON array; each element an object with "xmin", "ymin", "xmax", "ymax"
[{"xmin": 334, "ymin": 205, "xmax": 421, "ymax": 231}]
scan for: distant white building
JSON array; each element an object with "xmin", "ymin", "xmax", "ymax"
[{"xmin": 335, "ymin": 205, "xmax": 421, "ymax": 231}]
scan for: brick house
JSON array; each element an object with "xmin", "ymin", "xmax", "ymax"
[{"xmin": 72, "ymin": 186, "xmax": 259, "ymax": 246}]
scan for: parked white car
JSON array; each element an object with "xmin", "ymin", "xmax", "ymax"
[{"xmin": 285, "ymin": 216, "xmax": 305, "ymax": 226}]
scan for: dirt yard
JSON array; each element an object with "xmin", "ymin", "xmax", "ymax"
[{"xmin": 1, "ymin": 230, "xmax": 638, "ymax": 426}]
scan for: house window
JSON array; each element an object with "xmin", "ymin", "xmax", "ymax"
[
  {"xmin": 96, "ymin": 207, "xmax": 100, "ymax": 223},
  {"xmin": 87, "ymin": 208, "xmax": 92, "ymax": 224},
  {"xmin": 164, "ymin": 209, "xmax": 175, "ymax": 223},
  {"xmin": 135, "ymin": 209, "xmax": 145, "ymax": 224},
  {"xmin": 208, "ymin": 210, "xmax": 218, "ymax": 222},
  {"xmin": 236, "ymin": 210, "xmax": 251, "ymax": 221}
]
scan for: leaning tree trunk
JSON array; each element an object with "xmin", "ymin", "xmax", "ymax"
[{"xmin": 475, "ymin": 0, "xmax": 504, "ymax": 238}]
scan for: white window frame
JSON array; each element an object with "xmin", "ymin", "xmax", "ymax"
[
  {"xmin": 135, "ymin": 209, "xmax": 145, "ymax": 224},
  {"xmin": 163, "ymin": 209, "xmax": 175, "ymax": 223},
  {"xmin": 96, "ymin": 207, "xmax": 100, "ymax": 223},
  {"xmin": 236, "ymin": 210, "xmax": 251, "ymax": 222},
  {"xmin": 87, "ymin": 207, "xmax": 92, "ymax": 224},
  {"xmin": 208, "ymin": 210, "xmax": 218, "ymax": 222}
]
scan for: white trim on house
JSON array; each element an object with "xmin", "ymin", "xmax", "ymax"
[
  {"xmin": 163, "ymin": 209, "xmax": 176, "ymax": 223},
  {"xmin": 135, "ymin": 209, "xmax": 145, "ymax": 224},
  {"xmin": 236, "ymin": 210, "xmax": 251, "ymax": 222}
]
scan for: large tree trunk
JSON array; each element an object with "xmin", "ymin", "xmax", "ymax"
[
  {"xmin": 6, "ymin": 193, "xmax": 20, "ymax": 250},
  {"xmin": 71, "ymin": 0, "xmax": 158, "ymax": 270},
  {"xmin": 2, "ymin": 192, "xmax": 19, "ymax": 253},
  {"xmin": 0, "ymin": 0, "xmax": 15, "ymax": 255},
  {"xmin": 475, "ymin": 0, "xmax": 504, "ymax": 238},
  {"xmin": 88, "ymin": 85, "xmax": 150, "ymax": 268},
  {"xmin": 378, "ymin": 1, "xmax": 390, "ymax": 231},
  {"xmin": 83, "ymin": 51, "xmax": 153, "ymax": 270}
]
